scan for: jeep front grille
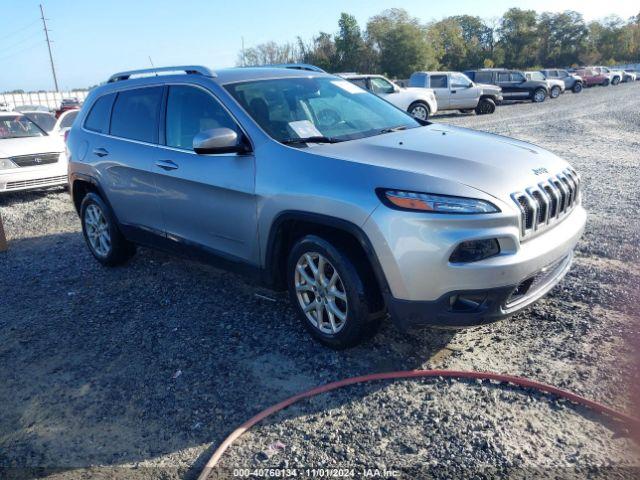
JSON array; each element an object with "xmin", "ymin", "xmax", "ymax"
[
  {"xmin": 10, "ymin": 153, "xmax": 60, "ymax": 167},
  {"xmin": 511, "ymin": 168, "xmax": 581, "ymax": 239}
]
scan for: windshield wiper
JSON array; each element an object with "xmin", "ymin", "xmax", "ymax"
[
  {"xmin": 281, "ymin": 136, "xmax": 342, "ymax": 145},
  {"xmin": 379, "ymin": 125, "xmax": 408, "ymax": 134}
]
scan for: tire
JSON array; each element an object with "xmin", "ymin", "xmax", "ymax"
[
  {"xmin": 287, "ymin": 235, "xmax": 381, "ymax": 349},
  {"xmin": 572, "ymin": 82, "xmax": 583, "ymax": 93},
  {"xmin": 80, "ymin": 192, "xmax": 136, "ymax": 266},
  {"xmin": 602, "ymin": 79, "xmax": 610, "ymax": 86},
  {"xmin": 459, "ymin": 109, "xmax": 474, "ymax": 114},
  {"xmin": 532, "ymin": 88, "xmax": 547, "ymax": 103},
  {"xmin": 408, "ymin": 101, "xmax": 430, "ymax": 120},
  {"xmin": 611, "ymin": 76, "xmax": 620, "ymax": 85},
  {"xmin": 474, "ymin": 97, "xmax": 496, "ymax": 115},
  {"xmin": 550, "ymin": 86, "xmax": 561, "ymax": 98}
]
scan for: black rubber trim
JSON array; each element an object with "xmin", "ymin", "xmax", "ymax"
[
  {"xmin": 264, "ymin": 211, "xmax": 391, "ymax": 295},
  {"xmin": 385, "ymin": 285, "xmax": 517, "ymax": 331}
]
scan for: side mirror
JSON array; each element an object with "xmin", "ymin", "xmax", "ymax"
[{"xmin": 193, "ymin": 128, "xmax": 247, "ymax": 154}]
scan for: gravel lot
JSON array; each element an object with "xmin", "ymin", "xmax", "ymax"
[{"xmin": 1, "ymin": 82, "xmax": 639, "ymax": 479}]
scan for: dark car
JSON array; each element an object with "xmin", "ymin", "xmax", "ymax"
[{"xmin": 464, "ymin": 69, "xmax": 549, "ymax": 103}]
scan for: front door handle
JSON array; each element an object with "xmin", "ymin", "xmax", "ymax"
[
  {"xmin": 92, "ymin": 147, "xmax": 109, "ymax": 157},
  {"xmin": 451, "ymin": 90, "xmax": 457, "ymax": 94},
  {"xmin": 156, "ymin": 159, "xmax": 179, "ymax": 171}
]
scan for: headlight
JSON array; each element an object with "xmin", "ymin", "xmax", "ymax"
[
  {"xmin": 0, "ymin": 158, "xmax": 17, "ymax": 170},
  {"xmin": 378, "ymin": 189, "xmax": 500, "ymax": 214}
]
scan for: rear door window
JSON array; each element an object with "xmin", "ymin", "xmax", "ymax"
[
  {"xmin": 474, "ymin": 72, "xmax": 493, "ymax": 83},
  {"xmin": 110, "ymin": 87, "xmax": 163, "ymax": 143},
  {"xmin": 84, "ymin": 93, "xmax": 115, "ymax": 133},
  {"xmin": 348, "ymin": 78, "xmax": 368, "ymax": 90},
  {"xmin": 430, "ymin": 75, "xmax": 448, "ymax": 88},
  {"xmin": 497, "ymin": 72, "xmax": 510, "ymax": 82}
]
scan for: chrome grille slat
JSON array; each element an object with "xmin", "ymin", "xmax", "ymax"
[{"xmin": 512, "ymin": 169, "xmax": 580, "ymax": 240}]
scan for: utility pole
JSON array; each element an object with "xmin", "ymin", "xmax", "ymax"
[
  {"xmin": 40, "ymin": 3, "xmax": 59, "ymax": 92},
  {"xmin": 241, "ymin": 36, "xmax": 245, "ymax": 67}
]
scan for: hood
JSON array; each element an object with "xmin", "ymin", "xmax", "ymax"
[
  {"xmin": 0, "ymin": 135, "xmax": 64, "ymax": 158},
  {"xmin": 476, "ymin": 83, "xmax": 501, "ymax": 93},
  {"xmin": 308, "ymin": 124, "xmax": 570, "ymax": 202}
]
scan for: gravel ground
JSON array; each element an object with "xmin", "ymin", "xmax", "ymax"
[{"xmin": 1, "ymin": 82, "xmax": 639, "ymax": 479}]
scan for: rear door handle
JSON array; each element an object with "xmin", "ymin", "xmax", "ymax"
[
  {"xmin": 92, "ymin": 147, "xmax": 109, "ymax": 157},
  {"xmin": 156, "ymin": 159, "xmax": 179, "ymax": 171},
  {"xmin": 451, "ymin": 90, "xmax": 457, "ymax": 94}
]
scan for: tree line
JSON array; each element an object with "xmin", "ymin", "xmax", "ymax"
[{"xmin": 239, "ymin": 8, "xmax": 640, "ymax": 78}]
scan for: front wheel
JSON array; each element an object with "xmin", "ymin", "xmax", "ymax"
[
  {"xmin": 611, "ymin": 77, "xmax": 620, "ymax": 85},
  {"xmin": 475, "ymin": 97, "xmax": 496, "ymax": 115},
  {"xmin": 80, "ymin": 192, "xmax": 136, "ymax": 266},
  {"xmin": 287, "ymin": 235, "xmax": 381, "ymax": 349},
  {"xmin": 532, "ymin": 88, "xmax": 547, "ymax": 103},
  {"xmin": 550, "ymin": 86, "xmax": 561, "ymax": 98},
  {"xmin": 572, "ymin": 82, "xmax": 583, "ymax": 93},
  {"xmin": 602, "ymin": 79, "xmax": 610, "ymax": 86},
  {"xmin": 408, "ymin": 101, "xmax": 430, "ymax": 120}
]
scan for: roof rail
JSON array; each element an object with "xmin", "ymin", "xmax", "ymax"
[
  {"xmin": 107, "ymin": 65, "xmax": 216, "ymax": 83},
  {"xmin": 259, "ymin": 63, "xmax": 326, "ymax": 73}
]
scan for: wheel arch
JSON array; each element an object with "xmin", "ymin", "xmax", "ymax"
[
  {"xmin": 70, "ymin": 172, "xmax": 109, "ymax": 215},
  {"xmin": 264, "ymin": 211, "xmax": 390, "ymax": 309}
]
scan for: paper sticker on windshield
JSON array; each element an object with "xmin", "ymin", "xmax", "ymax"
[
  {"xmin": 288, "ymin": 120, "xmax": 323, "ymax": 138},
  {"xmin": 331, "ymin": 80, "xmax": 365, "ymax": 94}
]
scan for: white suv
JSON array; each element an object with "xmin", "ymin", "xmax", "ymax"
[{"xmin": 339, "ymin": 73, "xmax": 438, "ymax": 120}]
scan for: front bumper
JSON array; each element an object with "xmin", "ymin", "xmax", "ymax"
[
  {"xmin": 0, "ymin": 156, "xmax": 67, "ymax": 193},
  {"xmin": 385, "ymin": 251, "xmax": 573, "ymax": 329},
  {"xmin": 364, "ymin": 203, "xmax": 586, "ymax": 328}
]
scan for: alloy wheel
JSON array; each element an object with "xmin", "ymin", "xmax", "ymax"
[
  {"xmin": 410, "ymin": 105, "xmax": 428, "ymax": 120},
  {"xmin": 294, "ymin": 252, "xmax": 348, "ymax": 335},
  {"xmin": 84, "ymin": 203, "xmax": 111, "ymax": 257}
]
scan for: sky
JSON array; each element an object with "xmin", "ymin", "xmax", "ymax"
[{"xmin": 0, "ymin": 0, "xmax": 637, "ymax": 92}]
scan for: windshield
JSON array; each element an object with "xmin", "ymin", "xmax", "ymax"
[
  {"xmin": 24, "ymin": 112, "xmax": 56, "ymax": 132},
  {"xmin": 0, "ymin": 115, "xmax": 46, "ymax": 139},
  {"xmin": 224, "ymin": 76, "xmax": 420, "ymax": 143}
]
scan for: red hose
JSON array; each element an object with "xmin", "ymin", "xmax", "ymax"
[{"xmin": 197, "ymin": 369, "xmax": 639, "ymax": 480}]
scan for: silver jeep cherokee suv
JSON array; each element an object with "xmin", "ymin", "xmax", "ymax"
[{"xmin": 67, "ymin": 66, "xmax": 586, "ymax": 349}]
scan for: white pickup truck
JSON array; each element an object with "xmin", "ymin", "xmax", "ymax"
[{"xmin": 409, "ymin": 71, "xmax": 503, "ymax": 114}]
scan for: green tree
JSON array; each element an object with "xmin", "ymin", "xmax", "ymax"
[
  {"xmin": 298, "ymin": 32, "xmax": 337, "ymax": 72},
  {"xmin": 428, "ymin": 18, "xmax": 467, "ymax": 70},
  {"xmin": 497, "ymin": 8, "xmax": 538, "ymax": 68},
  {"xmin": 239, "ymin": 41, "xmax": 299, "ymax": 66},
  {"xmin": 334, "ymin": 13, "xmax": 367, "ymax": 72},
  {"xmin": 536, "ymin": 11, "xmax": 588, "ymax": 67},
  {"xmin": 452, "ymin": 15, "xmax": 495, "ymax": 68},
  {"xmin": 367, "ymin": 8, "xmax": 437, "ymax": 77}
]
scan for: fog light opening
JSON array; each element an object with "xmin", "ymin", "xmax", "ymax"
[
  {"xmin": 449, "ymin": 238, "xmax": 500, "ymax": 263},
  {"xmin": 449, "ymin": 293, "xmax": 488, "ymax": 312}
]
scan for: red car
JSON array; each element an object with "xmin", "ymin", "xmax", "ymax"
[
  {"xmin": 55, "ymin": 98, "xmax": 81, "ymax": 118},
  {"xmin": 575, "ymin": 69, "xmax": 609, "ymax": 87}
]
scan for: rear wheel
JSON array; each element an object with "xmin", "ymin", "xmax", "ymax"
[
  {"xmin": 602, "ymin": 78, "xmax": 610, "ymax": 86},
  {"xmin": 474, "ymin": 97, "xmax": 496, "ymax": 115},
  {"xmin": 532, "ymin": 88, "xmax": 547, "ymax": 103},
  {"xmin": 287, "ymin": 235, "xmax": 381, "ymax": 349},
  {"xmin": 408, "ymin": 101, "xmax": 430, "ymax": 120},
  {"xmin": 80, "ymin": 193, "xmax": 136, "ymax": 266},
  {"xmin": 611, "ymin": 76, "xmax": 620, "ymax": 85},
  {"xmin": 572, "ymin": 82, "xmax": 583, "ymax": 93},
  {"xmin": 550, "ymin": 86, "xmax": 561, "ymax": 98}
]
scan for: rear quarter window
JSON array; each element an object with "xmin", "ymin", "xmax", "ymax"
[
  {"xmin": 110, "ymin": 87, "xmax": 163, "ymax": 143},
  {"xmin": 84, "ymin": 93, "xmax": 115, "ymax": 133}
]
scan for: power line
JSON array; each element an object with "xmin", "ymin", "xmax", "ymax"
[
  {"xmin": 0, "ymin": 39, "xmax": 43, "ymax": 62},
  {"xmin": 39, "ymin": 3, "xmax": 59, "ymax": 92},
  {"xmin": 0, "ymin": 30, "xmax": 42, "ymax": 55},
  {"xmin": 0, "ymin": 19, "xmax": 39, "ymax": 42}
]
